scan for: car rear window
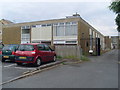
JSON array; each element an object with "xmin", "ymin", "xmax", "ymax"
[
  {"xmin": 18, "ymin": 45, "xmax": 34, "ymax": 51},
  {"xmin": 2, "ymin": 45, "xmax": 15, "ymax": 51}
]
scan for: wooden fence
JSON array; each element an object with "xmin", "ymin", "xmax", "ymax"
[{"xmin": 55, "ymin": 45, "xmax": 82, "ymax": 59}]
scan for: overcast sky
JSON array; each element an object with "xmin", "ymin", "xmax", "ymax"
[{"xmin": 0, "ymin": 0, "xmax": 118, "ymax": 36}]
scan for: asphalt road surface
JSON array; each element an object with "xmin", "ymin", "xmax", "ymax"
[{"xmin": 2, "ymin": 49, "xmax": 118, "ymax": 88}]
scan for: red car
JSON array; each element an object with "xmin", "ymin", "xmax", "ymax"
[{"xmin": 15, "ymin": 43, "xmax": 56, "ymax": 66}]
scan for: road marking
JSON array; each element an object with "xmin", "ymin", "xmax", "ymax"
[
  {"xmin": 14, "ymin": 67, "xmax": 36, "ymax": 70},
  {"xmin": 3, "ymin": 64, "xmax": 16, "ymax": 68},
  {"xmin": 0, "ymin": 60, "xmax": 66, "ymax": 86},
  {"xmin": 0, "ymin": 64, "xmax": 63, "ymax": 86}
]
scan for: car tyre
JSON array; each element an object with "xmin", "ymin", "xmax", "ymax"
[
  {"xmin": 1, "ymin": 59, "xmax": 5, "ymax": 62},
  {"xmin": 35, "ymin": 58, "xmax": 41, "ymax": 67},
  {"xmin": 16, "ymin": 62, "xmax": 22, "ymax": 66},
  {"xmin": 53, "ymin": 56, "xmax": 56, "ymax": 62}
]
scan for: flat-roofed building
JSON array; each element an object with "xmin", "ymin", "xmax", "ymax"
[{"xmin": 2, "ymin": 14, "xmax": 105, "ymax": 54}]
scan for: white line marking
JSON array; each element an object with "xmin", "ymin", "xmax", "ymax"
[
  {"xmin": 14, "ymin": 67, "xmax": 36, "ymax": 70},
  {"xmin": 3, "ymin": 64, "xmax": 16, "ymax": 68}
]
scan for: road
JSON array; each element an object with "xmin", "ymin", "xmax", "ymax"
[{"xmin": 2, "ymin": 49, "xmax": 118, "ymax": 88}]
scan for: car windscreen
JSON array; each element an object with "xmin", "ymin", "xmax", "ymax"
[
  {"xmin": 18, "ymin": 45, "xmax": 34, "ymax": 51},
  {"xmin": 2, "ymin": 45, "xmax": 15, "ymax": 51}
]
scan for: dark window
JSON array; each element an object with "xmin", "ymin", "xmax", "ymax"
[
  {"xmin": 47, "ymin": 24, "xmax": 52, "ymax": 26},
  {"xmin": 2, "ymin": 45, "xmax": 18, "ymax": 51},
  {"xmin": 32, "ymin": 25, "xmax": 36, "ymax": 27},
  {"xmin": 41, "ymin": 24, "xmax": 46, "ymax": 27},
  {"xmin": 37, "ymin": 44, "xmax": 45, "ymax": 51},
  {"xmin": 86, "ymin": 42, "xmax": 89, "ymax": 47},
  {"xmin": 18, "ymin": 45, "xmax": 34, "ymax": 51},
  {"xmin": 37, "ymin": 44, "xmax": 51, "ymax": 51},
  {"xmin": 66, "ymin": 41, "xmax": 76, "ymax": 43},
  {"xmin": 44, "ymin": 45, "xmax": 51, "ymax": 51}
]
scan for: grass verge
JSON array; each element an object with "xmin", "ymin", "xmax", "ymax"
[{"xmin": 80, "ymin": 55, "xmax": 90, "ymax": 61}]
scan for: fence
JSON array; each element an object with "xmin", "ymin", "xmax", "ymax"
[{"xmin": 55, "ymin": 45, "xmax": 82, "ymax": 59}]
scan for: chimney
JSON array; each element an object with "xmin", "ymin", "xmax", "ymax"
[{"xmin": 66, "ymin": 12, "xmax": 80, "ymax": 18}]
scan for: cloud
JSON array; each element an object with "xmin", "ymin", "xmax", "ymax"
[
  {"xmin": 0, "ymin": 2, "xmax": 118, "ymax": 36},
  {"xmin": 0, "ymin": 0, "xmax": 112, "ymax": 2}
]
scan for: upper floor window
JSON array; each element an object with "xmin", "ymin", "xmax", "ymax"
[
  {"xmin": 65, "ymin": 22, "xmax": 71, "ymax": 25},
  {"xmin": 41, "ymin": 24, "xmax": 47, "ymax": 27},
  {"xmin": 71, "ymin": 22, "xmax": 77, "ymax": 25},
  {"xmin": 59, "ymin": 23, "xmax": 64, "ymax": 26},
  {"xmin": 21, "ymin": 26, "xmax": 30, "ymax": 29}
]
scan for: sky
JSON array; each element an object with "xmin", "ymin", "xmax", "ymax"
[{"xmin": 0, "ymin": 0, "xmax": 118, "ymax": 36}]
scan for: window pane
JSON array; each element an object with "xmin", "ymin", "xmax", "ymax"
[
  {"xmin": 59, "ymin": 23, "xmax": 64, "ymax": 26},
  {"xmin": 37, "ymin": 44, "xmax": 45, "ymax": 51},
  {"xmin": 65, "ymin": 26, "xmax": 71, "ymax": 36},
  {"xmin": 65, "ymin": 25, "xmax": 77, "ymax": 36},
  {"xmin": 65, "ymin": 22, "xmax": 70, "ymax": 25},
  {"xmin": 56, "ymin": 26, "xmax": 64, "ymax": 36},
  {"xmin": 44, "ymin": 45, "xmax": 50, "ymax": 51}
]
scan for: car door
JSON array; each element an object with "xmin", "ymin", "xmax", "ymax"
[
  {"xmin": 37, "ymin": 44, "xmax": 49, "ymax": 62},
  {"xmin": 44, "ymin": 44, "xmax": 54, "ymax": 61}
]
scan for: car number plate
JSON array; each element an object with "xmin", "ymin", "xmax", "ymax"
[
  {"xmin": 3, "ymin": 56, "xmax": 9, "ymax": 58},
  {"xmin": 19, "ymin": 57, "xmax": 26, "ymax": 59}
]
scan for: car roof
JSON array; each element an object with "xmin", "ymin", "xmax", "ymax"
[
  {"xmin": 21, "ymin": 43, "xmax": 45, "ymax": 45},
  {"xmin": 8, "ymin": 44, "xmax": 19, "ymax": 45}
]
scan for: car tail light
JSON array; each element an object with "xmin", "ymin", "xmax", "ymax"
[
  {"xmin": 12, "ymin": 51, "xmax": 15, "ymax": 55},
  {"xmin": 0, "ymin": 51, "xmax": 2, "ymax": 55}
]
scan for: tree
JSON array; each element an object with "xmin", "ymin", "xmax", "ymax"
[{"xmin": 109, "ymin": 1, "xmax": 120, "ymax": 32}]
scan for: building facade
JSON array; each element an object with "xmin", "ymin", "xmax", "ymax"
[
  {"xmin": 111, "ymin": 36, "xmax": 119, "ymax": 49},
  {"xmin": 2, "ymin": 14, "xmax": 105, "ymax": 54},
  {"xmin": 104, "ymin": 36, "xmax": 111, "ymax": 50},
  {"xmin": 0, "ymin": 19, "xmax": 14, "ymax": 42}
]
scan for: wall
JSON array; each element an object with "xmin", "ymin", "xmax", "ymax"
[
  {"xmin": 2, "ymin": 26, "xmax": 21, "ymax": 44},
  {"xmin": 78, "ymin": 19, "xmax": 105, "ymax": 55},
  {"xmin": 31, "ymin": 26, "xmax": 52, "ymax": 42},
  {"xmin": 55, "ymin": 45, "xmax": 82, "ymax": 59},
  {"xmin": 78, "ymin": 20, "xmax": 90, "ymax": 55},
  {"xmin": 104, "ymin": 36, "xmax": 111, "ymax": 50},
  {"xmin": 111, "ymin": 36, "xmax": 119, "ymax": 49}
]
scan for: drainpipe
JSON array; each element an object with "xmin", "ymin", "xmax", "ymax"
[{"xmin": 51, "ymin": 24, "xmax": 54, "ymax": 50}]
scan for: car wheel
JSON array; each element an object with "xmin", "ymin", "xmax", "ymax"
[
  {"xmin": 35, "ymin": 58, "xmax": 41, "ymax": 67},
  {"xmin": 16, "ymin": 62, "xmax": 22, "ymax": 66},
  {"xmin": 53, "ymin": 56, "xmax": 56, "ymax": 62},
  {"xmin": 1, "ymin": 59, "xmax": 5, "ymax": 62}
]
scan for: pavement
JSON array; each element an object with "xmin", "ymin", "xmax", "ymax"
[{"xmin": 2, "ymin": 49, "xmax": 119, "ymax": 88}]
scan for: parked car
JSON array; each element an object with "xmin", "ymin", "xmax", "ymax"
[
  {"xmin": 0, "ymin": 43, "xmax": 4, "ymax": 50},
  {"xmin": 2, "ymin": 44, "xmax": 19, "ymax": 62},
  {"xmin": 0, "ymin": 44, "xmax": 3, "ymax": 58},
  {"xmin": 15, "ymin": 43, "xmax": 56, "ymax": 66}
]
